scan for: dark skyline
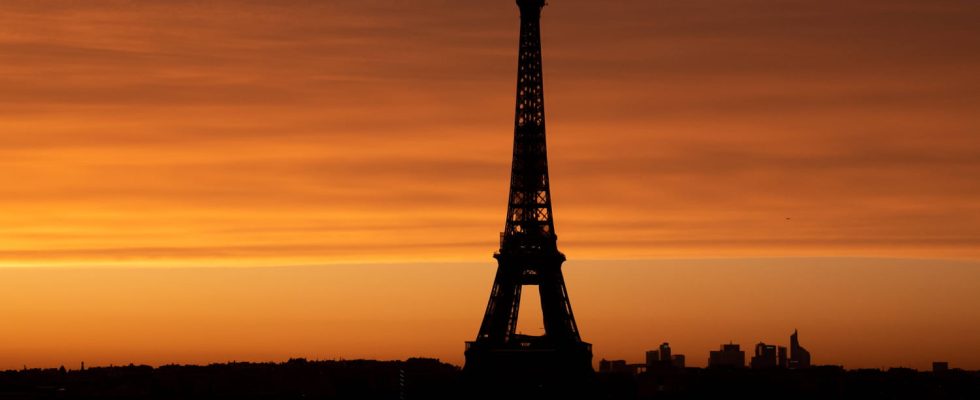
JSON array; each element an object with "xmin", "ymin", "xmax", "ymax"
[{"xmin": 3, "ymin": 356, "xmax": 978, "ymax": 399}]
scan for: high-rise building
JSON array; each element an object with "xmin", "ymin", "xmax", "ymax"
[
  {"xmin": 647, "ymin": 344, "xmax": 684, "ymax": 369},
  {"xmin": 789, "ymin": 329, "xmax": 811, "ymax": 369},
  {"xmin": 751, "ymin": 342, "xmax": 778, "ymax": 369},
  {"xmin": 708, "ymin": 343, "xmax": 745, "ymax": 368},
  {"xmin": 777, "ymin": 346, "xmax": 788, "ymax": 369},
  {"xmin": 659, "ymin": 343, "xmax": 672, "ymax": 363},
  {"xmin": 645, "ymin": 350, "xmax": 660, "ymax": 368}
]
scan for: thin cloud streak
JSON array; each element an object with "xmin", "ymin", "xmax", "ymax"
[{"xmin": 1, "ymin": 0, "xmax": 979, "ymax": 264}]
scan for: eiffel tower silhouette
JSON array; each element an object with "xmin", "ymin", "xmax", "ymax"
[{"xmin": 463, "ymin": 1, "xmax": 595, "ymax": 397}]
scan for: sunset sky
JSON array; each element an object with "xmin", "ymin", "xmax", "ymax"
[{"xmin": 1, "ymin": 0, "xmax": 979, "ymax": 370}]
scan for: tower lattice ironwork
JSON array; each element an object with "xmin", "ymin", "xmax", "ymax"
[{"xmin": 464, "ymin": 1, "xmax": 594, "ymax": 396}]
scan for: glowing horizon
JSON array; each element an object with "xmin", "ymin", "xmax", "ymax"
[{"xmin": 3, "ymin": 258, "xmax": 979, "ymax": 371}]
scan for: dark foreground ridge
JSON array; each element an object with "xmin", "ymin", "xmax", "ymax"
[
  {"xmin": 0, "ymin": 358, "xmax": 460, "ymax": 400},
  {"xmin": 599, "ymin": 365, "xmax": 980, "ymax": 400},
  {"xmin": 3, "ymin": 358, "xmax": 979, "ymax": 400}
]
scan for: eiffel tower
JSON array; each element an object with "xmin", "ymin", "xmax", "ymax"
[{"xmin": 463, "ymin": 0, "xmax": 594, "ymax": 397}]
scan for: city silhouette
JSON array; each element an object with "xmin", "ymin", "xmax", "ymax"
[
  {"xmin": 2, "ymin": 0, "xmax": 980, "ymax": 399},
  {"xmin": 4, "ymin": 338, "xmax": 978, "ymax": 399}
]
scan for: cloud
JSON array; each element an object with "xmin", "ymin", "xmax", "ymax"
[{"xmin": 0, "ymin": 0, "xmax": 979, "ymax": 265}]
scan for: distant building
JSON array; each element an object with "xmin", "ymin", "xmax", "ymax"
[
  {"xmin": 646, "ymin": 343, "xmax": 684, "ymax": 370},
  {"xmin": 777, "ymin": 346, "xmax": 788, "ymax": 369},
  {"xmin": 599, "ymin": 359, "xmax": 629, "ymax": 374},
  {"xmin": 628, "ymin": 363, "xmax": 647, "ymax": 375},
  {"xmin": 659, "ymin": 343, "xmax": 672, "ymax": 363},
  {"xmin": 645, "ymin": 350, "xmax": 659, "ymax": 368},
  {"xmin": 709, "ymin": 343, "xmax": 745, "ymax": 368},
  {"xmin": 933, "ymin": 362, "xmax": 949, "ymax": 373},
  {"xmin": 599, "ymin": 359, "xmax": 646, "ymax": 375},
  {"xmin": 789, "ymin": 330, "xmax": 811, "ymax": 369},
  {"xmin": 751, "ymin": 342, "xmax": 778, "ymax": 369}
]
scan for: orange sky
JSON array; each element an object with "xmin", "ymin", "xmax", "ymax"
[{"xmin": 1, "ymin": 0, "xmax": 979, "ymax": 370}]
